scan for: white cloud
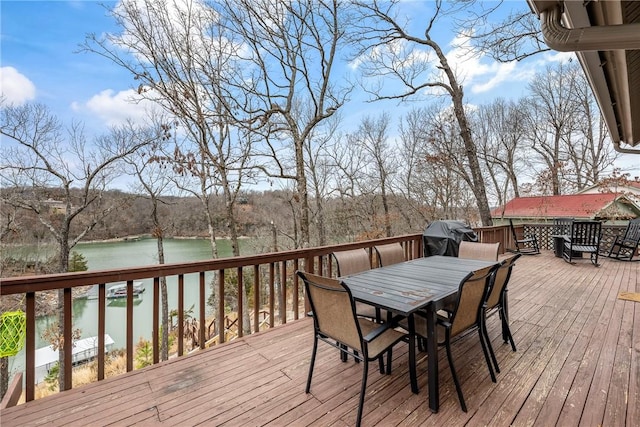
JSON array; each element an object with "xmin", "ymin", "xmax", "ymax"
[
  {"xmin": 471, "ymin": 61, "xmax": 518, "ymax": 93},
  {"xmin": 442, "ymin": 32, "xmax": 544, "ymax": 98},
  {"xmin": 73, "ymin": 88, "xmax": 158, "ymax": 126},
  {"xmin": 0, "ymin": 67, "xmax": 36, "ymax": 105}
]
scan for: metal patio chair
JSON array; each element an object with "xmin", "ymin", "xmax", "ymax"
[
  {"xmin": 297, "ymin": 271, "xmax": 408, "ymax": 427},
  {"xmin": 484, "ymin": 253, "xmax": 522, "ymax": 362},
  {"xmin": 332, "ymin": 248, "xmax": 380, "ymax": 321},
  {"xmin": 458, "ymin": 241, "xmax": 500, "ymax": 261},
  {"xmin": 374, "ymin": 243, "xmax": 406, "ymax": 267},
  {"xmin": 411, "ymin": 263, "xmax": 500, "ymax": 412}
]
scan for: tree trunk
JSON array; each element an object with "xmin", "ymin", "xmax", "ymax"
[{"xmin": 295, "ymin": 140, "xmax": 310, "ymax": 248}]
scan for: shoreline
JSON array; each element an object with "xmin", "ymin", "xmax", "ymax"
[{"xmin": 76, "ymin": 234, "xmax": 251, "ymax": 245}]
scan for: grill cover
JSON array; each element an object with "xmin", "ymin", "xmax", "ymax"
[{"xmin": 423, "ymin": 220, "xmax": 478, "ymax": 257}]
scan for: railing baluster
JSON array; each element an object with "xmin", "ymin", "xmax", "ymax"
[
  {"xmin": 153, "ymin": 277, "xmax": 159, "ymax": 364},
  {"xmin": 280, "ymin": 260, "xmax": 286, "ymax": 325},
  {"xmin": 178, "ymin": 274, "xmax": 184, "ymax": 356},
  {"xmin": 98, "ymin": 283, "xmax": 106, "ymax": 380},
  {"xmin": 25, "ymin": 291, "xmax": 35, "ymax": 402},
  {"xmin": 269, "ymin": 263, "xmax": 275, "ymax": 328},
  {"xmin": 126, "ymin": 280, "xmax": 134, "ymax": 372},
  {"xmin": 293, "ymin": 259, "xmax": 299, "ymax": 320},
  {"xmin": 199, "ymin": 272, "xmax": 206, "ymax": 349},
  {"xmin": 63, "ymin": 287, "xmax": 72, "ymax": 390},
  {"xmin": 253, "ymin": 265, "xmax": 259, "ymax": 333},
  {"xmin": 237, "ymin": 267, "xmax": 244, "ymax": 338},
  {"xmin": 217, "ymin": 269, "xmax": 225, "ymax": 343}
]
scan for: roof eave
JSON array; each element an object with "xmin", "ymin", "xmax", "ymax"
[{"xmin": 528, "ymin": 1, "xmax": 640, "ymax": 152}]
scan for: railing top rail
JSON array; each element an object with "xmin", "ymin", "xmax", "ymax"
[{"xmin": 0, "ymin": 234, "xmax": 422, "ymax": 296}]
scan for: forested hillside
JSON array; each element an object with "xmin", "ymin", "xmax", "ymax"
[{"xmin": 1, "ymin": 186, "xmax": 432, "ymax": 250}]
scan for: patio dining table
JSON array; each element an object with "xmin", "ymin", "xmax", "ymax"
[{"xmin": 340, "ymin": 255, "xmax": 499, "ymax": 412}]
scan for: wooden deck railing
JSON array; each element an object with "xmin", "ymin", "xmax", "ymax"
[
  {"xmin": 1, "ymin": 223, "xmax": 627, "ymax": 403},
  {"xmin": 1, "ymin": 234, "xmax": 423, "ymax": 402}
]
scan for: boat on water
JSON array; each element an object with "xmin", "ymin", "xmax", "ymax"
[{"xmin": 106, "ymin": 281, "xmax": 145, "ymax": 299}]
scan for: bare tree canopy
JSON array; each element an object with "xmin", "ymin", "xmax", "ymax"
[
  {"xmin": 350, "ymin": 0, "xmax": 493, "ymax": 225},
  {"xmin": 0, "ymin": 100, "xmax": 149, "ymax": 390},
  {"xmin": 453, "ymin": 0, "xmax": 550, "ymax": 62}
]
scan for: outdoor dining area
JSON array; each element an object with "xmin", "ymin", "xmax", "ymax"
[{"xmin": 2, "ymin": 228, "xmax": 638, "ymax": 426}]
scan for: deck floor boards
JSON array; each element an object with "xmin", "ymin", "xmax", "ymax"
[{"xmin": 1, "ymin": 252, "xmax": 638, "ymax": 426}]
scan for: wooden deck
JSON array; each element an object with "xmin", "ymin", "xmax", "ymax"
[{"xmin": 2, "ymin": 251, "xmax": 638, "ymax": 426}]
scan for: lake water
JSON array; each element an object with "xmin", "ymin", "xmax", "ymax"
[{"xmin": 9, "ymin": 237, "xmax": 248, "ymax": 378}]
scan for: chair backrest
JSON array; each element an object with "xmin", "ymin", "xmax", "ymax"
[
  {"xmin": 486, "ymin": 253, "xmax": 521, "ymax": 310},
  {"xmin": 569, "ymin": 221, "xmax": 602, "ymax": 245},
  {"xmin": 332, "ymin": 248, "xmax": 371, "ymax": 276},
  {"xmin": 374, "ymin": 243, "xmax": 406, "ymax": 267},
  {"xmin": 553, "ymin": 217, "xmax": 574, "ymax": 235},
  {"xmin": 297, "ymin": 271, "xmax": 362, "ymax": 351},
  {"xmin": 449, "ymin": 264, "xmax": 499, "ymax": 337},
  {"xmin": 458, "ymin": 241, "xmax": 500, "ymax": 261},
  {"xmin": 622, "ymin": 218, "xmax": 640, "ymax": 244},
  {"xmin": 509, "ymin": 219, "xmax": 522, "ymax": 241}
]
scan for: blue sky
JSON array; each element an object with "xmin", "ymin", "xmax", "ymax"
[
  {"xmin": 1, "ymin": 1, "xmax": 134, "ymax": 128},
  {"xmin": 1, "ymin": 0, "xmax": 638, "ymax": 178},
  {"xmin": 0, "ymin": 1, "xmax": 547, "ymax": 127}
]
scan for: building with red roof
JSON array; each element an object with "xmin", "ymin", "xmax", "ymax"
[{"xmin": 491, "ymin": 193, "xmax": 640, "ymax": 224}]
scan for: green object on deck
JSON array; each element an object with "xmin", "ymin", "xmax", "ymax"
[{"xmin": 0, "ymin": 311, "xmax": 26, "ymax": 357}]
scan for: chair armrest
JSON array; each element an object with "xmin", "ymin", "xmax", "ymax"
[
  {"xmin": 436, "ymin": 317, "xmax": 451, "ymax": 328},
  {"xmin": 363, "ymin": 322, "xmax": 396, "ymax": 342}
]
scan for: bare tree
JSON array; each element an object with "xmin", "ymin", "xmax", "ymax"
[
  {"xmin": 0, "ymin": 102, "xmax": 146, "ymax": 390},
  {"xmin": 566, "ymin": 70, "xmax": 618, "ymax": 188},
  {"xmin": 120, "ymin": 121, "xmax": 174, "ymax": 361},
  {"xmin": 454, "ymin": 0, "xmax": 550, "ymax": 62},
  {"xmin": 524, "ymin": 61, "xmax": 582, "ymax": 195},
  {"xmin": 421, "ymin": 108, "xmax": 480, "ymax": 223},
  {"xmin": 395, "ymin": 107, "xmax": 441, "ymax": 226},
  {"xmin": 327, "ymin": 132, "xmax": 372, "ymax": 239},
  {"xmin": 83, "ymin": 0, "xmax": 255, "ymax": 258},
  {"xmin": 349, "ymin": 113, "xmax": 397, "ymax": 237},
  {"xmin": 351, "ymin": 0, "xmax": 493, "ymax": 225},
  {"xmin": 303, "ymin": 113, "xmax": 341, "ymax": 246},
  {"xmin": 221, "ymin": 0, "xmax": 354, "ymax": 247},
  {"xmin": 473, "ymin": 98, "xmax": 529, "ymax": 206}
]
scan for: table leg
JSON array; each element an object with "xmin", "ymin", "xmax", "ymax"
[
  {"xmin": 408, "ymin": 314, "xmax": 418, "ymax": 393},
  {"xmin": 426, "ymin": 303, "xmax": 439, "ymax": 412}
]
